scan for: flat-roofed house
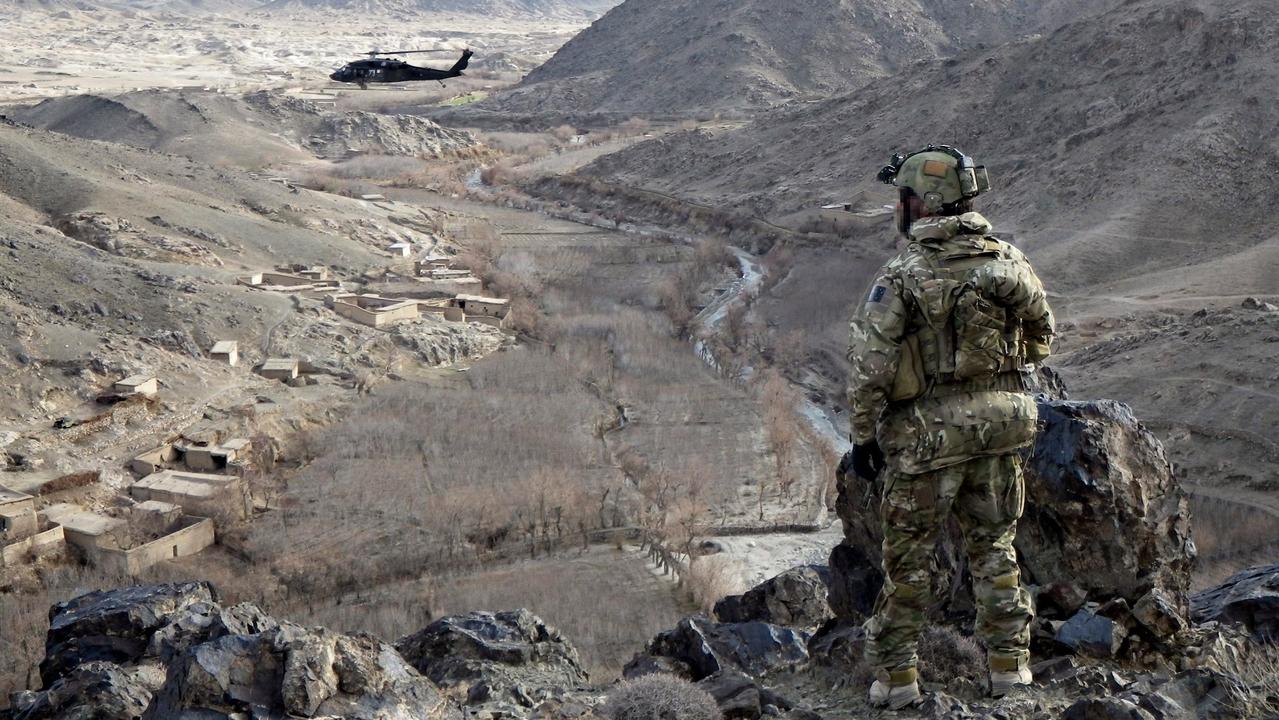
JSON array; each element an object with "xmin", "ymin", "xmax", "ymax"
[
  {"xmin": 129, "ymin": 470, "xmax": 251, "ymax": 521},
  {"xmin": 0, "ymin": 486, "xmax": 38, "ymax": 546},
  {"xmin": 114, "ymin": 375, "xmax": 159, "ymax": 398},
  {"xmin": 259, "ymin": 359, "xmax": 300, "ymax": 382},
  {"xmin": 210, "ymin": 341, "xmax": 239, "ymax": 367},
  {"xmin": 327, "ymin": 294, "xmax": 421, "ymax": 328}
]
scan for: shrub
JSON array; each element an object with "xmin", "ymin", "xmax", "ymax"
[
  {"xmin": 683, "ymin": 555, "xmax": 742, "ymax": 613},
  {"xmin": 603, "ymin": 674, "xmax": 722, "ymax": 720},
  {"xmin": 917, "ymin": 625, "xmax": 986, "ymax": 684}
]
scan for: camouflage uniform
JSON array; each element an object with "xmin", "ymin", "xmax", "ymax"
[{"xmin": 847, "ymin": 211, "xmax": 1054, "ymax": 683}]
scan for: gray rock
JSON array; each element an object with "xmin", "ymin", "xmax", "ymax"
[
  {"xmin": 824, "ymin": 543, "xmax": 881, "ymax": 621},
  {"xmin": 149, "ymin": 625, "xmax": 460, "ymax": 720},
  {"xmin": 12, "ymin": 661, "xmax": 154, "ymax": 720},
  {"xmin": 714, "ymin": 566, "xmax": 832, "ymax": 629},
  {"xmin": 1190, "ymin": 563, "xmax": 1279, "ymax": 640},
  {"xmin": 1063, "ymin": 697, "xmax": 1156, "ymax": 720},
  {"xmin": 696, "ymin": 669, "xmax": 762, "ymax": 719},
  {"xmin": 40, "ymin": 582, "xmax": 216, "ymax": 684},
  {"xmin": 1128, "ymin": 669, "xmax": 1244, "ymax": 720},
  {"xmin": 1133, "ymin": 590, "xmax": 1188, "ymax": 639},
  {"xmin": 626, "ymin": 616, "xmax": 809, "ymax": 682},
  {"xmin": 396, "ymin": 609, "xmax": 588, "ymax": 709},
  {"xmin": 1021, "ymin": 401, "xmax": 1193, "ymax": 617},
  {"xmin": 1057, "ymin": 607, "xmax": 1129, "ymax": 658}
]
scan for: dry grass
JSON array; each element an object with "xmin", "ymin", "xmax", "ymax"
[
  {"xmin": 1190, "ymin": 496, "xmax": 1279, "ymax": 588},
  {"xmin": 1227, "ymin": 642, "xmax": 1279, "ymax": 719},
  {"xmin": 683, "ymin": 555, "xmax": 744, "ymax": 613}
]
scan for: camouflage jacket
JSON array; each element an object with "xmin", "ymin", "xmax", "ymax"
[{"xmin": 847, "ymin": 213, "xmax": 1055, "ymax": 455}]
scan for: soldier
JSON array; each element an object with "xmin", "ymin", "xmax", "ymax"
[{"xmin": 845, "ymin": 146, "xmax": 1055, "ymax": 709}]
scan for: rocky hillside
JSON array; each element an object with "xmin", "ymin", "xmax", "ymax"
[
  {"xmin": 469, "ymin": 0, "xmax": 1125, "ymax": 118},
  {"xmin": 0, "ymin": 117, "xmax": 499, "ymax": 437},
  {"xmin": 581, "ymin": 0, "xmax": 1278, "ymax": 292},
  {"xmin": 13, "ymin": 90, "xmax": 476, "ymax": 166}
]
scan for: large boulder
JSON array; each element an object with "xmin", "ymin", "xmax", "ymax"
[
  {"xmin": 148, "ymin": 624, "xmax": 460, "ymax": 720},
  {"xmin": 624, "ymin": 616, "xmax": 810, "ymax": 682},
  {"xmin": 1021, "ymin": 400, "xmax": 1193, "ymax": 616},
  {"xmin": 395, "ymin": 609, "xmax": 588, "ymax": 709},
  {"xmin": 11, "ymin": 662, "xmax": 157, "ymax": 720},
  {"xmin": 40, "ymin": 582, "xmax": 216, "ymax": 685},
  {"xmin": 714, "ymin": 566, "xmax": 833, "ymax": 629},
  {"xmin": 23, "ymin": 583, "xmax": 462, "ymax": 720},
  {"xmin": 829, "ymin": 398, "xmax": 1195, "ymax": 647},
  {"xmin": 1191, "ymin": 563, "xmax": 1279, "ymax": 640}
]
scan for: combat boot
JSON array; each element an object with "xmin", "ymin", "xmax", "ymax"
[
  {"xmin": 989, "ymin": 654, "xmax": 1033, "ymax": 698},
  {"xmin": 868, "ymin": 668, "xmax": 921, "ymax": 710}
]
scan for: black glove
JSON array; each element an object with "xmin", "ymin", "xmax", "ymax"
[{"xmin": 852, "ymin": 441, "xmax": 886, "ymax": 482}]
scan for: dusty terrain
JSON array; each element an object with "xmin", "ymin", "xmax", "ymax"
[
  {"xmin": 455, "ymin": 0, "xmax": 1128, "ymax": 121},
  {"xmin": 1, "ymin": 0, "xmax": 1277, "ymax": 717}
]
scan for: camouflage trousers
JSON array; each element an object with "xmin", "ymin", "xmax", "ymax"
[{"xmin": 863, "ymin": 454, "xmax": 1034, "ymax": 678}]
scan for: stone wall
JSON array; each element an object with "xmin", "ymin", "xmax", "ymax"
[
  {"xmin": 86, "ymin": 517, "xmax": 214, "ymax": 575},
  {"xmin": 0, "ymin": 525, "xmax": 64, "ymax": 566},
  {"xmin": 58, "ymin": 397, "xmax": 152, "ymax": 443}
]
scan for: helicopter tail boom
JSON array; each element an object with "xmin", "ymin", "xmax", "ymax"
[{"xmin": 448, "ymin": 49, "xmax": 473, "ymax": 75}]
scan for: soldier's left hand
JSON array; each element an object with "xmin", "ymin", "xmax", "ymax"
[{"xmin": 852, "ymin": 441, "xmax": 886, "ymax": 482}]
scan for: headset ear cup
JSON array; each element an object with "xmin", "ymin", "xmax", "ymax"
[{"xmin": 923, "ymin": 191, "xmax": 945, "ymax": 212}]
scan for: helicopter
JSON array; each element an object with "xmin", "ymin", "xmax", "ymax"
[{"xmin": 330, "ymin": 48, "xmax": 473, "ymax": 89}]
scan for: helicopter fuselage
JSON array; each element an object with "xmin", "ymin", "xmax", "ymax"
[{"xmin": 330, "ymin": 49, "xmax": 472, "ymax": 87}]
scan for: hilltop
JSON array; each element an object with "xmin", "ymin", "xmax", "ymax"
[{"xmin": 462, "ymin": 0, "xmax": 1126, "ymax": 119}]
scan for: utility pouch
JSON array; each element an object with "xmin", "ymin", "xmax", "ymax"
[
  {"xmin": 889, "ymin": 334, "xmax": 926, "ymax": 402},
  {"xmin": 952, "ymin": 288, "xmax": 1008, "ymax": 380}
]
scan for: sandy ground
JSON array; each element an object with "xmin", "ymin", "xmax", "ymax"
[{"xmin": 0, "ymin": 7, "xmax": 590, "ymax": 104}]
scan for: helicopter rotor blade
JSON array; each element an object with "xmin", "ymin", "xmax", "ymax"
[{"xmin": 364, "ymin": 48, "xmax": 459, "ymax": 56}]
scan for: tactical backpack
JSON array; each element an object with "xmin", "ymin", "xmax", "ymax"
[{"xmin": 889, "ymin": 236, "xmax": 1029, "ymax": 402}]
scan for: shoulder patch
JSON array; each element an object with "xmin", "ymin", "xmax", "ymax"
[{"xmin": 868, "ymin": 284, "xmax": 889, "ymax": 304}]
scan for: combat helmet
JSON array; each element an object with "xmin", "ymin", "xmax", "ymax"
[{"xmin": 877, "ymin": 145, "xmax": 990, "ymax": 233}]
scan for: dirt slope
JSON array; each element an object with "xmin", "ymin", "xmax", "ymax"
[
  {"xmin": 0, "ymin": 117, "xmax": 499, "ymax": 445},
  {"xmin": 13, "ymin": 90, "xmax": 476, "ymax": 166},
  {"xmin": 469, "ymin": 0, "xmax": 1125, "ymax": 118}
]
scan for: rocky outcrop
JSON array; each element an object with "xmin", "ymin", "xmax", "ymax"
[
  {"xmin": 310, "ymin": 112, "xmax": 475, "ymax": 159},
  {"xmin": 147, "ymin": 624, "xmax": 458, "ymax": 720},
  {"xmin": 395, "ymin": 609, "xmax": 589, "ymax": 712},
  {"xmin": 829, "ymin": 398, "xmax": 1196, "ymax": 656},
  {"xmin": 714, "ymin": 566, "xmax": 833, "ymax": 629},
  {"xmin": 39, "ymin": 581, "xmax": 215, "ymax": 684},
  {"xmin": 1021, "ymin": 401, "xmax": 1193, "ymax": 617},
  {"xmin": 1191, "ymin": 564, "xmax": 1279, "ymax": 640},
  {"xmin": 16, "ymin": 582, "xmax": 521, "ymax": 720},
  {"xmin": 624, "ymin": 616, "xmax": 809, "ymax": 682}
]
